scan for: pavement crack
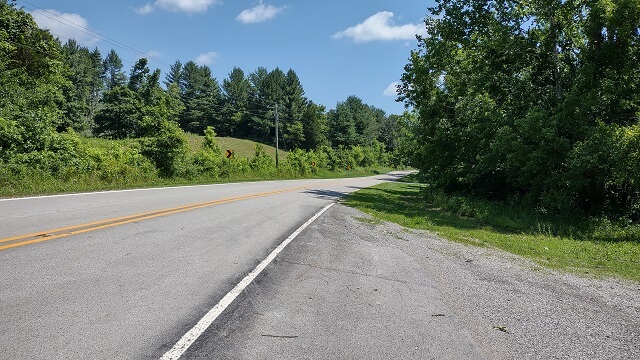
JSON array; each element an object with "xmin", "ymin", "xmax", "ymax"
[
  {"xmin": 261, "ymin": 334, "xmax": 299, "ymax": 339},
  {"xmin": 279, "ymin": 259, "xmax": 417, "ymax": 286}
]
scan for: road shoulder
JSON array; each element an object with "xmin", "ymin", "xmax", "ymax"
[{"xmin": 185, "ymin": 204, "xmax": 640, "ymax": 359}]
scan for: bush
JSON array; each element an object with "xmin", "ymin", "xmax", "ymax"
[
  {"xmin": 250, "ymin": 143, "xmax": 274, "ymax": 175},
  {"xmin": 139, "ymin": 120, "xmax": 188, "ymax": 177},
  {"xmin": 191, "ymin": 149, "xmax": 223, "ymax": 179}
]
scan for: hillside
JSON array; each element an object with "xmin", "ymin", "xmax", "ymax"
[
  {"xmin": 80, "ymin": 135, "xmax": 288, "ymax": 160},
  {"xmin": 185, "ymin": 134, "xmax": 288, "ymax": 160}
]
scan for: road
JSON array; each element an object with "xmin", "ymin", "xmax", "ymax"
[
  {"xmin": 2, "ymin": 172, "xmax": 638, "ymax": 359},
  {"xmin": 0, "ymin": 173, "xmax": 404, "ymax": 359}
]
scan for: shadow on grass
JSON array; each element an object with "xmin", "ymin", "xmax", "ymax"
[
  {"xmin": 346, "ymin": 185, "xmax": 483, "ymax": 230},
  {"xmin": 345, "ymin": 184, "xmax": 484, "ymax": 232},
  {"xmin": 346, "ymin": 184, "xmax": 640, "ymax": 244}
]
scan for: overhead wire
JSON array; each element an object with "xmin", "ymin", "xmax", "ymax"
[
  {"xmin": 16, "ymin": 0, "xmax": 172, "ymax": 67},
  {"xmin": 8, "ymin": 1, "xmax": 299, "ymax": 121}
]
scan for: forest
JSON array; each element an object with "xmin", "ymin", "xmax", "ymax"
[
  {"xmin": 0, "ymin": 0, "xmax": 407, "ymax": 193},
  {"xmin": 400, "ymin": 0, "xmax": 640, "ymax": 221}
]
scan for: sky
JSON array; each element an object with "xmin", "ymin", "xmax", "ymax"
[{"xmin": 18, "ymin": 0, "xmax": 436, "ymax": 115}]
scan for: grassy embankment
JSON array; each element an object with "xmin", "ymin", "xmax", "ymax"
[
  {"xmin": 1, "ymin": 134, "xmax": 393, "ymax": 198},
  {"xmin": 344, "ymin": 174, "xmax": 640, "ymax": 282}
]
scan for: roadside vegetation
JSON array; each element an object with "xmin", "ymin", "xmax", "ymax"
[
  {"xmin": 2, "ymin": 0, "xmax": 639, "ymax": 277},
  {"xmin": 357, "ymin": 0, "xmax": 640, "ymax": 279},
  {"xmin": 0, "ymin": 129, "xmax": 395, "ymax": 197},
  {"xmin": 345, "ymin": 181, "xmax": 640, "ymax": 282},
  {"xmin": 399, "ymin": 1, "xmax": 640, "ymax": 222},
  {"xmin": 0, "ymin": 1, "xmax": 404, "ymax": 198}
]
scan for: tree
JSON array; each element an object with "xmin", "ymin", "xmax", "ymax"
[
  {"xmin": 128, "ymin": 58, "xmax": 150, "ymax": 93},
  {"xmin": 0, "ymin": 0, "xmax": 69, "ymax": 153},
  {"xmin": 60, "ymin": 40, "xmax": 103, "ymax": 132},
  {"xmin": 328, "ymin": 102, "xmax": 357, "ymax": 147},
  {"xmin": 246, "ymin": 67, "xmax": 273, "ymax": 141},
  {"xmin": 93, "ymin": 86, "xmax": 142, "ymax": 139},
  {"xmin": 179, "ymin": 61, "xmax": 222, "ymax": 134},
  {"xmin": 221, "ymin": 67, "xmax": 251, "ymax": 136},
  {"xmin": 400, "ymin": 0, "xmax": 640, "ymax": 218},
  {"xmin": 102, "ymin": 49, "xmax": 126, "ymax": 91},
  {"xmin": 378, "ymin": 114, "xmax": 400, "ymax": 152},
  {"xmin": 164, "ymin": 60, "xmax": 182, "ymax": 88},
  {"xmin": 281, "ymin": 69, "xmax": 306, "ymax": 149},
  {"xmin": 301, "ymin": 101, "xmax": 328, "ymax": 150},
  {"xmin": 328, "ymin": 96, "xmax": 380, "ymax": 147}
]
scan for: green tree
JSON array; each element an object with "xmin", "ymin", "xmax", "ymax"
[
  {"xmin": 246, "ymin": 67, "xmax": 273, "ymax": 141},
  {"xmin": 0, "ymin": 0, "xmax": 69, "ymax": 146},
  {"xmin": 93, "ymin": 86, "xmax": 143, "ymax": 139},
  {"xmin": 221, "ymin": 67, "xmax": 251, "ymax": 136},
  {"xmin": 400, "ymin": 0, "xmax": 640, "ymax": 218},
  {"xmin": 301, "ymin": 101, "xmax": 328, "ymax": 150},
  {"xmin": 281, "ymin": 69, "xmax": 306, "ymax": 149},
  {"xmin": 328, "ymin": 96, "xmax": 381, "ymax": 147},
  {"xmin": 164, "ymin": 60, "xmax": 182, "ymax": 88},
  {"xmin": 128, "ymin": 58, "xmax": 150, "ymax": 93},
  {"xmin": 140, "ymin": 119, "xmax": 188, "ymax": 177},
  {"xmin": 179, "ymin": 61, "xmax": 222, "ymax": 134},
  {"xmin": 328, "ymin": 102, "xmax": 357, "ymax": 147},
  {"xmin": 102, "ymin": 49, "xmax": 126, "ymax": 91},
  {"xmin": 60, "ymin": 40, "xmax": 103, "ymax": 132}
]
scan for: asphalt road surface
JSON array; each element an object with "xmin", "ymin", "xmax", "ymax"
[
  {"xmin": 0, "ymin": 173, "xmax": 404, "ymax": 359},
  {"xmin": 2, "ymin": 172, "xmax": 638, "ymax": 359}
]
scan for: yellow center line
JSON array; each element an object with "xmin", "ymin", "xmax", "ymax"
[{"xmin": 0, "ymin": 181, "xmax": 339, "ymax": 252}]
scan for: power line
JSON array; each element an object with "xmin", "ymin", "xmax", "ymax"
[{"xmin": 17, "ymin": 0, "xmax": 171, "ymax": 67}]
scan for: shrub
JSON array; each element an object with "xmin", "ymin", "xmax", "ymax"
[{"xmin": 139, "ymin": 120, "xmax": 188, "ymax": 177}]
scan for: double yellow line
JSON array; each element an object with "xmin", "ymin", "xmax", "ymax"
[{"xmin": 0, "ymin": 183, "xmax": 331, "ymax": 252}]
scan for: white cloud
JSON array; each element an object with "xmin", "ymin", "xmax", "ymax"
[
  {"xmin": 333, "ymin": 11, "xmax": 427, "ymax": 43},
  {"xmin": 146, "ymin": 50, "xmax": 161, "ymax": 58},
  {"xmin": 237, "ymin": 3, "xmax": 286, "ymax": 24},
  {"xmin": 30, "ymin": 9, "xmax": 99, "ymax": 46},
  {"xmin": 383, "ymin": 81, "xmax": 400, "ymax": 97},
  {"xmin": 195, "ymin": 51, "xmax": 219, "ymax": 66},
  {"xmin": 137, "ymin": 0, "xmax": 221, "ymax": 15},
  {"xmin": 135, "ymin": 4, "xmax": 155, "ymax": 15}
]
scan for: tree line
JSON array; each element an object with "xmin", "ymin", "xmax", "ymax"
[
  {"xmin": 400, "ymin": 0, "xmax": 640, "ymax": 220},
  {"xmin": 1, "ymin": 0, "xmax": 409, "ymax": 185},
  {"xmin": 3, "ymin": 2, "xmax": 400, "ymax": 153}
]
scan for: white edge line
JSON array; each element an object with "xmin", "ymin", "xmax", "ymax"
[
  {"xmin": 0, "ymin": 178, "xmax": 328, "ymax": 202},
  {"xmin": 160, "ymin": 203, "xmax": 335, "ymax": 360}
]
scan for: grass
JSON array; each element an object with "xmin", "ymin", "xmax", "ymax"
[
  {"xmin": 185, "ymin": 133, "xmax": 287, "ymax": 160},
  {"xmin": 344, "ymin": 182, "xmax": 640, "ymax": 282},
  {"xmin": 1, "ymin": 135, "xmax": 393, "ymax": 198}
]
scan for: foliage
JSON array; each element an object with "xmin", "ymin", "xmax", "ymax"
[
  {"xmin": 400, "ymin": 0, "xmax": 640, "ymax": 220},
  {"xmin": 93, "ymin": 86, "xmax": 143, "ymax": 138},
  {"xmin": 0, "ymin": 0, "xmax": 403, "ymax": 196},
  {"xmin": 60, "ymin": 40, "xmax": 103, "ymax": 133},
  {"xmin": 139, "ymin": 120, "xmax": 188, "ymax": 177},
  {"xmin": 248, "ymin": 143, "xmax": 274, "ymax": 176},
  {"xmin": 179, "ymin": 61, "xmax": 222, "ymax": 134},
  {"xmin": 345, "ymin": 181, "xmax": 640, "ymax": 282},
  {"xmin": 102, "ymin": 49, "xmax": 126, "ymax": 91}
]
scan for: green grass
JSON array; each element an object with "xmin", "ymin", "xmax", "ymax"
[
  {"xmin": 185, "ymin": 133, "xmax": 287, "ymax": 160},
  {"xmin": 79, "ymin": 136, "xmax": 139, "ymax": 149},
  {"xmin": 344, "ymin": 182, "xmax": 640, "ymax": 282},
  {"xmin": 1, "ymin": 135, "xmax": 394, "ymax": 198}
]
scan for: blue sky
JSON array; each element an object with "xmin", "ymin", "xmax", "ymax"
[{"xmin": 19, "ymin": 0, "xmax": 435, "ymax": 115}]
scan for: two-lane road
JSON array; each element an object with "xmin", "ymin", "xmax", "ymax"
[{"xmin": 0, "ymin": 173, "xmax": 405, "ymax": 359}]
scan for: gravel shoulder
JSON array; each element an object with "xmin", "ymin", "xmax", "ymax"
[{"xmin": 185, "ymin": 204, "xmax": 640, "ymax": 359}]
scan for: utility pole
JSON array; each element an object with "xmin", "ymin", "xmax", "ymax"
[{"xmin": 274, "ymin": 103, "xmax": 279, "ymax": 169}]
